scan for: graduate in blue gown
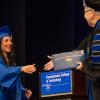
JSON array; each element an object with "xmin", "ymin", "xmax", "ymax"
[{"xmin": 0, "ymin": 25, "xmax": 36, "ymax": 100}]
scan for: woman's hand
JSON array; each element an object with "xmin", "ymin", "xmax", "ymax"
[
  {"xmin": 21, "ymin": 64, "xmax": 36, "ymax": 74},
  {"xmin": 25, "ymin": 89, "xmax": 32, "ymax": 99},
  {"xmin": 44, "ymin": 60, "xmax": 54, "ymax": 71}
]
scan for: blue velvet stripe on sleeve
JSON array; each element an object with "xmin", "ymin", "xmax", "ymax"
[
  {"xmin": 92, "ymin": 45, "xmax": 100, "ymax": 51},
  {"xmin": 91, "ymin": 56, "xmax": 100, "ymax": 63},
  {"xmin": 93, "ymin": 34, "xmax": 100, "ymax": 40}
]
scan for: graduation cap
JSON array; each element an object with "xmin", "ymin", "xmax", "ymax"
[
  {"xmin": 85, "ymin": 0, "xmax": 100, "ymax": 11},
  {"xmin": 0, "ymin": 25, "xmax": 12, "ymax": 39}
]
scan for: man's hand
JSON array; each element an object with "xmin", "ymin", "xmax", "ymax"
[
  {"xmin": 44, "ymin": 60, "xmax": 54, "ymax": 71},
  {"xmin": 76, "ymin": 62, "xmax": 83, "ymax": 71}
]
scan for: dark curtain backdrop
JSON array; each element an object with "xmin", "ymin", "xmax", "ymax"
[
  {"xmin": 0, "ymin": 0, "xmax": 90, "ymax": 100},
  {"xmin": 0, "ymin": 0, "xmax": 25, "ymax": 65}
]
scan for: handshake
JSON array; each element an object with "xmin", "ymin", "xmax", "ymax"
[
  {"xmin": 21, "ymin": 56, "xmax": 53, "ymax": 74},
  {"xmin": 21, "ymin": 62, "xmax": 53, "ymax": 74}
]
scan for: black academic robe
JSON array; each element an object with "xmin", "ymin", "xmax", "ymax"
[{"xmin": 78, "ymin": 19, "xmax": 100, "ymax": 100}]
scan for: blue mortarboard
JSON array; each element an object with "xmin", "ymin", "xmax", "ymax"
[{"xmin": 0, "ymin": 25, "xmax": 12, "ymax": 39}]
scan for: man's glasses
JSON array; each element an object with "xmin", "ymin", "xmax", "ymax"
[{"xmin": 83, "ymin": 9, "xmax": 92, "ymax": 14}]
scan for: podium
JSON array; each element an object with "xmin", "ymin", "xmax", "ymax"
[{"xmin": 39, "ymin": 69, "xmax": 88, "ymax": 100}]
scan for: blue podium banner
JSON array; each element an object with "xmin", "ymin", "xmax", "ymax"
[{"xmin": 40, "ymin": 69, "xmax": 72, "ymax": 97}]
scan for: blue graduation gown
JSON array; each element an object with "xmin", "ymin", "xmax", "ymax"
[{"xmin": 0, "ymin": 58, "xmax": 27, "ymax": 100}]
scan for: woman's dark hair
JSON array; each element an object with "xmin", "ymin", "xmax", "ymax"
[{"xmin": 0, "ymin": 37, "xmax": 16, "ymax": 66}]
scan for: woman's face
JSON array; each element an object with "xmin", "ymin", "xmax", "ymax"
[{"xmin": 1, "ymin": 36, "xmax": 12, "ymax": 54}]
